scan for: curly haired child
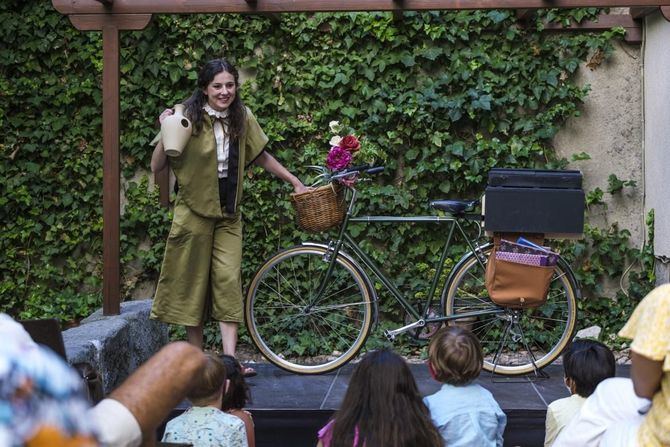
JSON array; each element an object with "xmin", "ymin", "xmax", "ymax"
[{"xmin": 424, "ymin": 326, "xmax": 507, "ymax": 447}]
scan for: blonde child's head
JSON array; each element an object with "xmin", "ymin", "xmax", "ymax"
[
  {"xmin": 428, "ymin": 326, "xmax": 483, "ymax": 385},
  {"xmin": 187, "ymin": 352, "xmax": 227, "ymax": 406}
]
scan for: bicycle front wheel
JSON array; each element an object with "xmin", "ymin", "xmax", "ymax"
[
  {"xmin": 443, "ymin": 245, "xmax": 578, "ymax": 375},
  {"xmin": 245, "ymin": 245, "xmax": 373, "ymax": 374}
]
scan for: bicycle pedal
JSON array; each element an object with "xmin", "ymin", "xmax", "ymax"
[{"xmin": 383, "ymin": 329, "xmax": 396, "ymax": 341}]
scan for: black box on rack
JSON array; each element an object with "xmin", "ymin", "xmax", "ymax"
[{"xmin": 484, "ymin": 168, "xmax": 585, "ymax": 238}]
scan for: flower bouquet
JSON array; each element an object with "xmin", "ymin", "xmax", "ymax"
[
  {"xmin": 325, "ymin": 120, "xmax": 362, "ymax": 186},
  {"xmin": 290, "ymin": 121, "xmax": 365, "ymax": 232}
]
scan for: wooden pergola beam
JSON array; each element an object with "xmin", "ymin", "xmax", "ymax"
[
  {"xmin": 543, "ymin": 12, "xmax": 643, "ymax": 43},
  {"xmin": 51, "ymin": 0, "xmax": 670, "ymax": 15},
  {"xmin": 516, "ymin": 9, "xmax": 536, "ymax": 21},
  {"xmin": 630, "ymin": 6, "xmax": 658, "ymax": 17}
]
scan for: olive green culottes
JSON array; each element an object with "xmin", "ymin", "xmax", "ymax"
[{"xmin": 150, "ymin": 200, "xmax": 244, "ymax": 326}]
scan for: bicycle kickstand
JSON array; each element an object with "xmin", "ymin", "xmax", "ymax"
[{"xmin": 514, "ymin": 322, "xmax": 550, "ymax": 380}]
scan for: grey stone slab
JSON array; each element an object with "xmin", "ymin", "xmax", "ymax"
[
  {"xmin": 477, "ymin": 372, "xmax": 547, "ymax": 411},
  {"xmin": 251, "ymin": 361, "xmax": 550, "ymax": 412},
  {"xmin": 62, "ymin": 299, "xmax": 168, "ymax": 394},
  {"xmin": 247, "ymin": 364, "xmax": 339, "ymax": 409},
  {"xmin": 319, "ymin": 363, "xmax": 358, "ymax": 409},
  {"xmin": 530, "ymin": 365, "xmax": 570, "ymax": 406},
  {"xmin": 615, "ymin": 364, "xmax": 631, "ymax": 378}
]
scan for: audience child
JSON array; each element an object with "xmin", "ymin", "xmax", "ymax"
[
  {"xmin": 554, "ymin": 283, "xmax": 670, "ymax": 447},
  {"xmin": 424, "ymin": 326, "xmax": 507, "ymax": 447},
  {"xmin": 221, "ymin": 355, "xmax": 255, "ymax": 447},
  {"xmin": 316, "ymin": 349, "xmax": 442, "ymax": 447},
  {"xmin": 544, "ymin": 339, "xmax": 616, "ymax": 446},
  {"xmin": 162, "ymin": 353, "xmax": 248, "ymax": 447}
]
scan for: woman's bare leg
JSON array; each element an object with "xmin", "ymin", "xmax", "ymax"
[{"xmin": 219, "ymin": 321, "xmax": 238, "ymax": 356}]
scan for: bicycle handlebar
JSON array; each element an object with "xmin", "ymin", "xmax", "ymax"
[
  {"xmin": 365, "ymin": 166, "xmax": 385, "ymax": 175},
  {"xmin": 331, "ymin": 164, "xmax": 385, "ymax": 179}
]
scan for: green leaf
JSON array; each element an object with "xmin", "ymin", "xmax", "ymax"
[
  {"xmin": 169, "ymin": 69, "xmax": 181, "ymax": 84},
  {"xmin": 363, "ymin": 68, "xmax": 375, "ymax": 81},
  {"xmin": 487, "ymin": 10, "xmax": 508, "ymax": 24},
  {"xmin": 400, "ymin": 54, "xmax": 416, "ymax": 67},
  {"xmin": 571, "ymin": 152, "xmax": 591, "ymax": 161}
]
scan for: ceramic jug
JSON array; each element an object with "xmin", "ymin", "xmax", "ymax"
[{"xmin": 161, "ymin": 104, "xmax": 192, "ymax": 157}]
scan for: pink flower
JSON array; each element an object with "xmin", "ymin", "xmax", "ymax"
[
  {"xmin": 326, "ymin": 146, "xmax": 352, "ymax": 171},
  {"xmin": 339, "ymin": 173, "xmax": 359, "ymax": 187}
]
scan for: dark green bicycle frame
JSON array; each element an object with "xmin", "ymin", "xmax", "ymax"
[{"xmin": 311, "ymin": 188, "xmax": 504, "ymax": 334}]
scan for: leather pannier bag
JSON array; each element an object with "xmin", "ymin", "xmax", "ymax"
[{"xmin": 485, "ymin": 236, "xmax": 555, "ymax": 308}]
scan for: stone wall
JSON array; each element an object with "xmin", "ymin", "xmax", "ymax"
[{"xmin": 553, "ymin": 40, "xmax": 645, "ymax": 250}]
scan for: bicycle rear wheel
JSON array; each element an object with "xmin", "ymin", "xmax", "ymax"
[
  {"xmin": 245, "ymin": 245, "xmax": 373, "ymax": 374},
  {"xmin": 443, "ymin": 245, "xmax": 577, "ymax": 375}
]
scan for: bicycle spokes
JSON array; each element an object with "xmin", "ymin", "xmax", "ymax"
[{"xmin": 246, "ymin": 246, "xmax": 373, "ymax": 374}]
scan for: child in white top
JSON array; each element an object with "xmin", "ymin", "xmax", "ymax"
[{"xmin": 544, "ymin": 339, "xmax": 615, "ymax": 446}]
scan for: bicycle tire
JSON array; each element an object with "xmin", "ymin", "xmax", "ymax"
[
  {"xmin": 442, "ymin": 244, "xmax": 578, "ymax": 375},
  {"xmin": 245, "ymin": 245, "xmax": 374, "ymax": 374}
]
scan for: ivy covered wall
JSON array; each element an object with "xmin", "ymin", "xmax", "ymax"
[{"xmin": 0, "ymin": 2, "xmax": 653, "ymax": 348}]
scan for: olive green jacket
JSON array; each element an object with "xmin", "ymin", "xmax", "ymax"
[{"xmin": 167, "ymin": 106, "xmax": 268, "ymax": 218}]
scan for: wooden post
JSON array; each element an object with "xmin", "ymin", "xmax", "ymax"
[
  {"xmin": 102, "ymin": 23, "xmax": 120, "ymax": 315},
  {"xmin": 69, "ymin": 14, "xmax": 152, "ymax": 315}
]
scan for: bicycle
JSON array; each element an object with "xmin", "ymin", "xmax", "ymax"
[{"xmin": 245, "ymin": 165, "xmax": 580, "ymax": 375}]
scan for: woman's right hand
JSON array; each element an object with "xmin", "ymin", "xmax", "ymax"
[{"xmin": 158, "ymin": 108, "xmax": 174, "ymax": 124}]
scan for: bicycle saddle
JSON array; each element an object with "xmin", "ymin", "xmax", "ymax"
[{"xmin": 429, "ymin": 199, "xmax": 479, "ymax": 215}]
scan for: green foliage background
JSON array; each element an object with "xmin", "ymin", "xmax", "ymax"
[{"xmin": 0, "ymin": 2, "xmax": 653, "ymax": 348}]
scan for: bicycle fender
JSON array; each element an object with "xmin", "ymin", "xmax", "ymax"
[
  {"xmin": 556, "ymin": 255, "xmax": 582, "ymax": 300},
  {"xmin": 300, "ymin": 242, "xmax": 380, "ymax": 325}
]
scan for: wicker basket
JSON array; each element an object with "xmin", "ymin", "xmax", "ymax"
[{"xmin": 291, "ymin": 183, "xmax": 345, "ymax": 233}]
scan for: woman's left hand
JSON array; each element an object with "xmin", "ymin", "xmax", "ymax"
[{"xmin": 293, "ymin": 183, "xmax": 311, "ymax": 194}]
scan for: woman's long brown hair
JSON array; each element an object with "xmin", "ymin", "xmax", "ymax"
[{"xmin": 330, "ymin": 349, "xmax": 443, "ymax": 447}]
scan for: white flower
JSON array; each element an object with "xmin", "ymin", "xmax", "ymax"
[
  {"xmin": 329, "ymin": 135, "xmax": 343, "ymax": 147},
  {"xmin": 329, "ymin": 120, "xmax": 342, "ymax": 134}
]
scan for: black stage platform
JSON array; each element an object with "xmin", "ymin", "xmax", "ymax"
[{"xmin": 240, "ymin": 362, "xmax": 630, "ymax": 447}]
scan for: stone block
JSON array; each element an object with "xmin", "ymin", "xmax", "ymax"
[
  {"xmin": 62, "ymin": 299, "xmax": 168, "ymax": 394},
  {"xmin": 575, "ymin": 325, "xmax": 602, "ymax": 340}
]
